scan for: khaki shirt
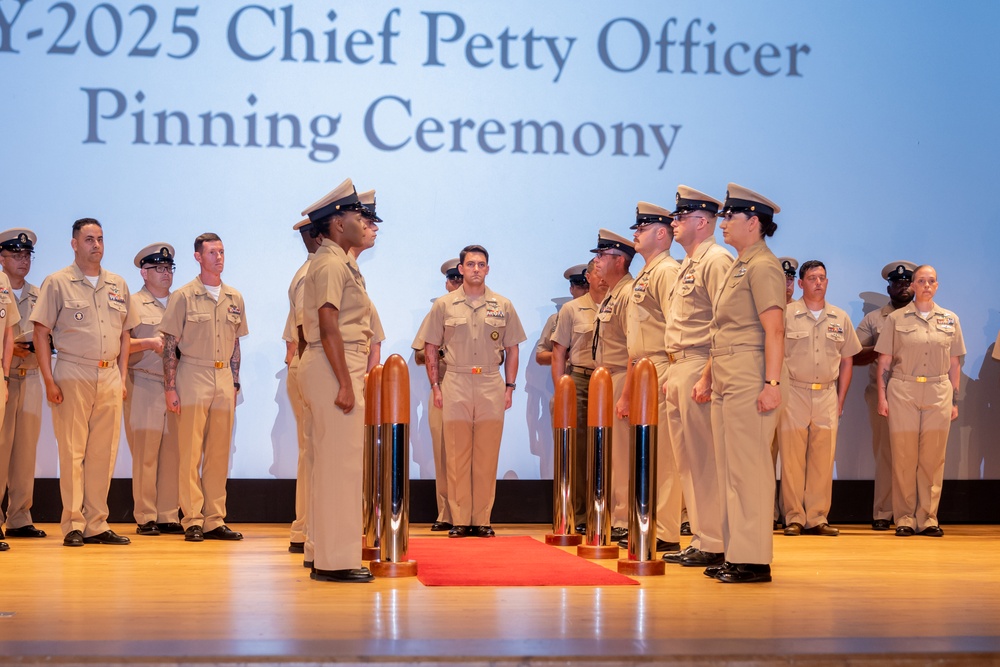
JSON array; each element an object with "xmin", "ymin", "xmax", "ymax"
[
  {"xmin": 128, "ymin": 286, "xmax": 169, "ymax": 376},
  {"xmin": 626, "ymin": 250, "xmax": 679, "ymax": 360},
  {"xmin": 664, "ymin": 238, "xmax": 733, "ymax": 352},
  {"xmin": 594, "ymin": 273, "xmax": 634, "ymax": 372},
  {"xmin": 282, "ymin": 254, "xmax": 313, "ymax": 344},
  {"xmin": 9, "ymin": 282, "xmax": 38, "ymax": 371},
  {"xmin": 552, "ymin": 293, "xmax": 598, "ymax": 369},
  {"xmin": 413, "ymin": 304, "xmax": 449, "ymax": 374},
  {"xmin": 875, "ymin": 302, "xmax": 966, "ymax": 377},
  {"xmin": 160, "ymin": 277, "xmax": 248, "ymax": 362},
  {"xmin": 371, "ymin": 304, "xmax": 385, "ymax": 345},
  {"xmin": 31, "ymin": 264, "xmax": 139, "ymax": 360},
  {"xmin": 783, "ymin": 298, "xmax": 862, "ymax": 384},
  {"xmin": 302, "ymin": 239, "xmax": 371, "ymax": 347},
  {"xmin": 422, "ymin": 286, "xmax": 526, "ymax": 368},
  {"xmin": 855, "ymin": 303, "xmax": 897, "ymax": 386},
  {"xmin": 535, "ymin": 312, "xmax": 558, "ymax": 358},
  {"xmin": 994, "ymin": 330, "xmax": 1000, "ymax": 362},
  {"xmin": 710, "ymin": 241, "xmax": 785, "ymax": 350},
  {"xmin": 0, "ymin": 272, "xmax": 22, "ymax": 350}
]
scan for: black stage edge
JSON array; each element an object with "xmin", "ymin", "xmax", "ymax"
[{"xmin": 13, "ymin": 479, "xmax": 1000, "ymax": 525}]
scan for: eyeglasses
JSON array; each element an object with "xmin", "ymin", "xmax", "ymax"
[
  {"xmin": 1, "ymin": 251, "xmax": 33, "ymax": 261},
  {"xmin": 143, "ymin": 264, "xmax": 175, "ymax": 274},
  {"xmin": 594, "ymin": 250, "xmax": 622, "ymax": 259}
]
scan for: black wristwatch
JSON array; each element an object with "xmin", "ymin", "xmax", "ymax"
[
  {"xmin": 233, "ymin": 382, "xmax": 241, "ymax": 392},
  {"xmin": 505, "ymin": 382, "xmax": 516, "ymax": 390}
]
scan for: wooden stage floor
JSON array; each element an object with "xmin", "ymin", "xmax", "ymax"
[{"xmin": 1, "ymin": 523, "xmax": 998, "ymax": 666}]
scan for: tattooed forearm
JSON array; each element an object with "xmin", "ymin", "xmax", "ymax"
[
  {"xmin": 162, "ymin": 334, "xmax": 178, "ymax": 390},
  {"xmin": 230, "ymin": 337, "xmax": 241, "ymax": 385}
]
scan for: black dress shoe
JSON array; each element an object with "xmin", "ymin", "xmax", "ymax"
[
  {"xmin": 704, "ymin": 561, "xmax": 735, "ymax": 579},
  {"xmin": 773, "ymin": 520, "xmax": 783, "ymax": 531},
  {"xmin": 575, "ymin": 523, "xmax": 586, "ymax": 534},
  {"xmin": 289, "ymin": 541, "xmax": 305, "ymax": 553},
  {"xmin": 717, "ymin": 563, "xmax": 772, "ymax": 583},
  {"xmin": 448, "ymin": 525, "xmax": 469, "ymax": 538},
  {"xmin": 805, "ymin": 523, "xmax": 839, "ymax": 536},
  {"xmin": 783, "ymin": 522, "xmax": 803, "ymax": 536},
  {"xmin": 63, "ymin": 530, "xmax": 84, "ymax": 547},
  {"xmin": 303, "ymin": 560, "xmax": 314, "ymax": 569},
  {"xmin": 83, "ymin": 530, "xmax": 130, "ymax": 545},
  {"xmin": 157, "ymin": 522, "xmax": 185, "ymax": 534},
  {"xmin": 185, "ymin": 525, "xmax": 204, "ymax": 542},
  {"xmin": 610, "ymin": 526, "xmax": 628, "ymax": 542},
  {"xmin": 871, "ymin": 519, "xmax": 891, "ymax": 531},
  {"xmin": 136, "ymin": 521, "xmax": 160, "ymax": 536},
  {"xmin": 657, "ymin": 539, "xmax": 681, "ymax": 552},
  {"xmin": 430, "ymin": 521, "xmax": 453, "ymax": 532},
  {"xmin": 919, "ymin": 525, "xmax": 944, "ymax": 537},
  {"xmin": 0, "ymin": 541, "xmax": 8, "ymax": 551},
  {"xmin": 473, "ymin": 525, "xmax": 496, "ymax": 538},
  {"xmin": 204, "ymin": 525, "xmax": 243, "ymax": 541},
  {"xmin": 680, "ymin": 521, "xmax": 692, "ymax": 536},
  {"xmin": 4, "ymin": 525, "xmax": 46, "ymax": 538},
  {"xmin": 895, "ymin": 526, "xmax": 915, "ymax": 537},
  {"xmin": 681, "ymin": 549, "xmax": 726, "ymax": 567},
  {"xmin": 662, "ymin": 545, "xmax": 698, "ymax": 563},
  {"xmin": 311, "ymin": 567, "xmax": 374, "ymax": 583}
]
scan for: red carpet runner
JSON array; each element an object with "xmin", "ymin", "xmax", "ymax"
[{"xmin": 407, "ymin": 536, "xmax": 638, "ymax": 586}]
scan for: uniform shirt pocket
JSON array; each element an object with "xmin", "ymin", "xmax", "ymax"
[
  {"xmin": 443, "ymin": 316, "xmax": 467, "ymax": 346},
  {"xmin": 187, "ymin": 312, "xmax": 212, "ymax": 324}
]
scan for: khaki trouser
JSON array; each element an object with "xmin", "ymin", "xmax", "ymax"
[
  {"xmin": 609, "ymin": 370, "xmax": 629, "ymax": 528},
  {"xmin": 287, "ymin": 360, "xmax": 309, "ymax": 544},
  {"xmin": 124, "ymin": 370, "xmax": 180, "ymax": 524},
  {"xmin": 568, "ymin": 370, "xmax": 592, "ymax": 526},
  {"xmin": 865, "ymin": 383, "xmax": 893, "ymax": 521},
  {"xmin": 711, "ymin": 349, "xmax": 777, "ymax": 565},
  {"xmin": 778, "ymin": 384, "xmax": 837, "ymax": 528},
  {"xmin": 886, "ymin": 377, "xmax": 951, "ymax": 531},
  {"xmin": 442, "ymin": 371, "xmax": 505, "ymax": 527},
  {"xmin": 51, "ymin": 360, "xmax": 122, "ymax": 537},
  {"xmin": 0, "ymin": 370, "xmax": 41, "ymax": 529},
  {"xmin": 664, "ymin": 355, "xmax": 723, "ymax": 553},
  {"xmin": 428, "ymin": 399, "xmax": 452, "ymax": 524},
  {"xmin": 176, "ymin": 360, "xmax": 235, "ymax": 532},
  {"xmin": 300, "ymin": 345, "xmax": 367, "ymax": 571}
]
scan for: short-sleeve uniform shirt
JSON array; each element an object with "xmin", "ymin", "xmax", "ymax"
[
  {"xmin": 128, "ymin": 286, "xmax": 168, "ymax": 375},
  {"xmin": 422, "ymin": 286, "xmax": 526, "ymax": 367},
  {"xmin": 855, "ymin": 303, "xmax": 896, "ymax": 386},
  {"xmin": 594, "ymin": 273, "xmax": 634, "ymax": 372},
  {"xmin": 31, "ymin": 264, "xmax": 139, "ymax": 359},
  {"xmin": 159, "ymin": 277, "xmax": 248, "ymax": 361},
  {"xmin": 552, "ymin": 293, "xmax": 598, "ymax": 369},
  {"xmin": 874, "ymin": 303, "xmax": 966, "ymax": 376},
  {"xmin": 302, "ymin": 239, "xmax": 371, "ymax": 347},
  {"xmin": 710, "ymin": 241, "xmax": 785, "ymax": 349},
  {"xmin": 626, "ymin": 250, "xmax": 679, "ymax": 359},
  {"xmin": 664, "ymin": 238, "xmax": 733, "ymax": 352},
  {"xmin": 783, "ymin": 298, "xmax": 862, "ymax": 384},
  {"xmin": 9, "ymin": 281, "xmax": 38, "ymax": 371}
]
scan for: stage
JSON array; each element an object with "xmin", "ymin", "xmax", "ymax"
[{"xmin": 1, "ymin": 523, "xmax": 998, "ymax": 666}]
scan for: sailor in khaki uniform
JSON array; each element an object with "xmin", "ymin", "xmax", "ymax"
[
  {"xmin": 853, "ymin": 261, "xmax": 915, "ymax": 530},
  {"xmin": 779, "ymin": 260, "xmax": 861, "ymax": 537},
  {"xmin": 32, "ymin": 218, "xmax": 139, "ymax": 547},
  {"xmin": 616, "ymin": 203, "xmax": 681, "ymax": 551},
  {"xmin": 705, "ymin": 185, "xmax": 785, "ymax": 584},
  {"xmin": 551, "ymin": 261, "xmax": 605, "ymax": 531},
  {"xmin": 161, "ymin": 233, "xmax": 247, "ymax": 543},
  {"xmin": 660, "ymin": 187, "xmax": 733, "ymax": 567},
  {"xmin": 423, "ymin": 245, "xmax": 526, "ymax": 538},
  {"xmin": 283, "ymin": 218, "xmax": 320, "ymax": 554},
  {"xmin": 0, "ymin": 229, "xmax": 46, "ymax": 542},
  {"xmin": 876, "ymin": 265, "xmax": 964, "ymax": 537},
  {"xmin": 589, "ymin": 230, "xmax": 635, "ymax": 540},
  {"xmin": 125, "ymin": 243, "xmax": 182, "ymax": 536},
  {"xmin": 412, "ymin": 258, "xmax": 463, "ymax": 532},
  {"xmin": 299, "ymin": 178, "xmax": 376, "ymax": 582},
  {"xmin": 350, "ymin": 189, "xmax": 385, "ymax": 371}
]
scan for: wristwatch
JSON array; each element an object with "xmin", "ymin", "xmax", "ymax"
[
  {"xmin": 764, "ymin": 380, "xmax": 780, "ymax": 386},
  {"xmin": 505, "ymin": 382, "xmax": 516, "ymax": 390}
]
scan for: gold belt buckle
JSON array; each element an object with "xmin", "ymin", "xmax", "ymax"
[
  {"xmin": 97, "ymin": 360, "xmax": 112, "ymax": 368},
  {"xmin": 471, "ymin": 366, "xmax": 482, "ymax": 374},
  {"xmin": 17, "ymin": 368, "xmax": 27, "ymax": 377},
  {"xmin": 811, "ymin": 383, "xmax": 822, "ymax": 390},
  {"xmin": 916, "ymin": 376, "xmax": 927, "ymax": 383},
  {"xmin": 214, "ymin": 361, "xmax": 225, "ymax": 369},
  {"xmin": 667, "ymin": 352, "xmax": 677, "ymax": 363}
]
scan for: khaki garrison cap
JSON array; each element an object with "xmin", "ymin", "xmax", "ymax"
[
  {"xmin": 881, "ymin": 260, "xmax": 917, "ymax": 282},
  {"xmin": 631, "ymin": 201, "xmax": 673, "ymax": 229},
  {"xmin": 134, "ymin": 243, "xmax": 175, "ymax": 268},
  {"xmin": 301, "ymin": 178, "xmax": 364, "ymax": 222},
  {"xmin": 671, "ymin": 186, "xmax": 722, "ymax": 216},
  {"xmin": 590, "ymin": 229, "xmax": 636, "ymax": 259},
  {"xmin": 440, "ymin": 258, "xmax": 461, "ymax": 278},
  {"xmin": 0, "ymin": 228, "xmax": 36, "ymax": 251},
  {"xmin": 358, "ymin": 189, "xmax": 383, "ymax": 223},
  {"xmin": 721, "ymin": 183, "xmax": 781, "ymax": 217},
  {"xmin": 777, "ymin": 257, "xmax": 798, "ymax": 277}
]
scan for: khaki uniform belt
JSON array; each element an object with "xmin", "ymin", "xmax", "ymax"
[
  {"xmin": 567, "ymin": 365, "xmax": 594, "ymax": 377},
  {"xmin": 449, "ymin": 365, "xmax": 500, "ymax": 374},
  {"xmin": 789, "ymin": 379, "xmax": 836, "ymax": 391},
  {"xmin": 891, "ymin": 372, "xmax": 948, "ymax": 384},
  {"xmin": 11, "ymin": 367, "xmax": 38, "ymax": 378},
  {"xmin": 307, "ymin": 341, "xmax": 370, "ymax": 354},
  {"xmin": 180, "ymin": 357, "xmax": 228, "ymax": 369},
  {"xmin": 666, "ymin": 348, "xmax": 710, "ymax": 364},
  {"xmin": 710, "ymin": 345, "xmax": 764, "ymax": 358},
  {"xmin": 56, "ymin": 352, "xmax": 116, "ymax": 368},
  {"xmin": 130, "ymin": 367, "xmax": 165, "ymax": 379}
]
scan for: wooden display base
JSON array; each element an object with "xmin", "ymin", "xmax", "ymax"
[
  {"xmin": 361, "ymin": 546, "xmax": 380, "ymax": 561},
  {"xmin": 577, "ymin": 543, "xmax": 621, "ymax": 559},
  {"xmin": 545, "ymin": 533, "xmax": 582, "ymax": 546},
  {"xmin": 369, "ymin": 559, "xmax": 418, "ymax": 578},
  {"xmin": 617, "ymin": 558, "xmax": 665, "ymax": 576}
]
